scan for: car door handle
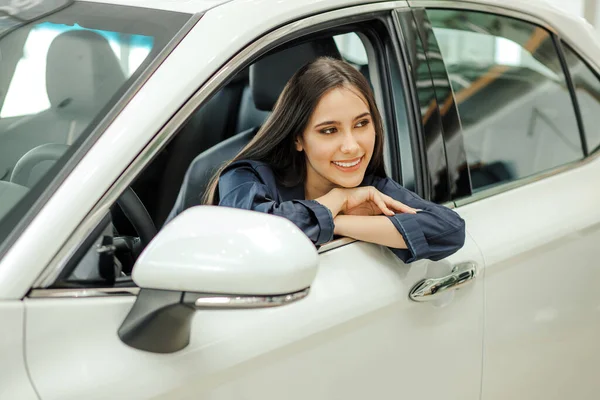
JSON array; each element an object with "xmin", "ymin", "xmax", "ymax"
[{"xmin": 409, "ymin": 262, "xmax": 478, "ymax": 302}]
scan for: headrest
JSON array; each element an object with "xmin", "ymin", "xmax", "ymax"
[
  {"xmin": 46, "ymin": 30, "xmax": 126, "ymax": 118},
  {"xmin": 250, "ymin": 38, "xmax": 341, "ymax": 111}
]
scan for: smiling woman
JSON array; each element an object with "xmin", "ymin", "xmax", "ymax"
[{"xmin": 207, "ymin": 57, "xmax": 466, "ymax": 263}]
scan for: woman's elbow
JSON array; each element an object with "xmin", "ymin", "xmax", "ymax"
[{"xmin": 433, "ymin": 216, "xmax": 466, "ymax": 260}]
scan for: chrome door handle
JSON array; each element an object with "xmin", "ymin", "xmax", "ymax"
[{"xmin": 409, "ymin": 262, "xmax": 478, "ymax": 302}]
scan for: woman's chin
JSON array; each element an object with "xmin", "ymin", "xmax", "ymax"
[{"xmin": 330, "ymin": 172, "xmax": 365, "ymax": 188}]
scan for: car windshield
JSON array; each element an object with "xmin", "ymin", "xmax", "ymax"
[{"xmin": 0, "ymin": 1, "xmax": 191, "ymax": 253}]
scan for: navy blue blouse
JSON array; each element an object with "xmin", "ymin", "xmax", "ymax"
[{"xmin": 218, "ymin": 160, "xmax": 465, "ymax": 263}]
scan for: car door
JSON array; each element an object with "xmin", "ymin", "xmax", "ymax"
[
  {"xmin": 18, "ymin": 2, "xmax": 483, "ymax": 400},
  {"xmin": 421, "ymin": 4, "xmax": 600, "ymax": 399},
  {"xmin": 0, "ymin": 302, "xmax": 38, "ymax": 399}
]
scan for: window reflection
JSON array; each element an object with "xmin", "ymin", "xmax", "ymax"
[
  {"xmin": 1, "ymin": 22, "xmax": 152, "ymax": 118},
  {"xmin": 428, "ymin": 10, "xmax": 583, "ymax": 192}
]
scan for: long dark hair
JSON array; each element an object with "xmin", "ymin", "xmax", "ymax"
[{"xmin": 205, "ymin": 57, "xmax": 386, "ymax": 204}]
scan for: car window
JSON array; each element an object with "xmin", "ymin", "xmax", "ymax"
[
  {"xmin": 0, "ymin": 2, "xmax": 191, "ymax": 252},
  {"xmin": 334, "ymin": 32, "xmax": 368, "ymax": 65},
  {"xmin": 561, "ymin": 42, "xmax": 600, "ymax": 154},
  {"xmin": 427, "ymin": 10, "xmax": 584, "ymax": 192},
  {"xmin": 59, "ymin": 26, "xmax": 405, "ymax": 287},
  {"xmin": 135, "ymin": 29, "xmax": 395, "ymax": 231},
  {"xmin": 1, "ymin": 23, "xmax": 153, "ymax": 119}
]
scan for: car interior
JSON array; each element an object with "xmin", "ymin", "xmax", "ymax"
[
  {"xmin": 5, "ymin": 30, "xmax": 126, "ymax": 188},
  {"xmin": 0, "ymin": 3, "xmax": 180, "ymax": 226},
  {"xmin": 135, "ymin": 33, "xmax": 371, "ymax": 230}
]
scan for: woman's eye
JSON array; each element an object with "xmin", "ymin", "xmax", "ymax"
[
  {"xmin": 355, "ymin": 119, "xmax": 370, "ymax": 128},
  {"xmin": 320, "ymin": 127, "xmax": 337, "ymax": 135}
]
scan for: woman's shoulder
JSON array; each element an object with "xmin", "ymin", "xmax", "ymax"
[
  {"xmin": 219, "ymin": 159, "xmax": 278, "ymax": 188},
  {"xmin": 221, "ymin": 159, "xmax": 274, "ymax": 176}
]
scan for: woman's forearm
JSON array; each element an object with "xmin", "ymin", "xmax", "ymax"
[
  {"xmin": 334, "ymin": 215, "xmax": 408, "ymax": 249},
  {"xmin": 314, "ymin": 188, "xmax": 346, "ymax": 218}
]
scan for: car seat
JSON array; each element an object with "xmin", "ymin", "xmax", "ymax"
[
  {"xmin": 165, "ymin": 38, "xmax": 341, "ymax": 223},
  {"xmin": 3, "ymin": 29, "xmax": 125, "ymax": 187}
]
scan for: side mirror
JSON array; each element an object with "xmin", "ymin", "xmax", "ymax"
[{"xmin": 118, "ymin": 206, "xmax": 318, "ymax": 353}]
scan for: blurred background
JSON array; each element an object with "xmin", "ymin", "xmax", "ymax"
[{"xmin": 543, "ymin": 0, "xmax": 600, "ymax": 29}]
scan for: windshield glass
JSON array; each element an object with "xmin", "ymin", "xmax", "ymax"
[{"xmin": 0, "ymin": 1, "xmax": 191, "ymax": 251}]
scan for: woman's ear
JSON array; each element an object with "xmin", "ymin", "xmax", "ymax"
[{"xmin": 295, "ymin": 137, "xmax": 303, "ymax": 152}]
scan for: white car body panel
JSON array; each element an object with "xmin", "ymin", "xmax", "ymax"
[
  {"xmin": 0, "ymin": 302, "xmax": 38, "ymax": 399},
  {"xmin": 133, "ymin": 207, "xmax": 319, "ymax": 294},
  {"xmin": 0, "ymin": 0, "xmax": 408, "ymax": 300},
  {"xmin": 0, "ymin": 0, "xmax": 597, "ymax": 398},
  {"xmin": 25, "ymin": 239, "xmax": 484, "ymax": 400},
  {"xmin": 458, "ymin": 155, "xmax": 600, "ymax": 399}
]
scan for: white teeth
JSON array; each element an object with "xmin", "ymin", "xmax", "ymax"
[{"xmin": 333, "ymin": 158, "xmax": 361, "ymax": 168}]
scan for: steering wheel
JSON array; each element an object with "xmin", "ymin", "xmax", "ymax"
[{"xmin": 10, "ymin": 143, "xmax": 157, "ymax": 248}]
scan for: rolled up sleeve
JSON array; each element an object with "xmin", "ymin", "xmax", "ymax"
[
  {"xmin": 375, "ymin": 177, "xmax": 466, "ymax": 263},
  {"xmin": 218, "ymin": 166, "xmax": 334, "ymax": 245}
]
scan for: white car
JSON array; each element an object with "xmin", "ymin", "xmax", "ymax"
[{"xmin": 1, "ymin": 0, "xmax": 599, "ymax": 398}]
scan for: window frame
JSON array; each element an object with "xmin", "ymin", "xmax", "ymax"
[
  {"xmin": 391, "ymin": 8, "xmax": 453, "ymax": 204},
  {"xmin": 413, "ymin": 2, "xmax": 596, "ymax": 208},
  {"xmin": 557, "ymin": 39, "xmax": 600, "ymax": 156},
  {"xmin": 32, "ymin": 3, "xmax": 419, "ymax": 292},
  {"xmin": 399, "ymin": 7, "xmax": 471, "ymax": 203}
]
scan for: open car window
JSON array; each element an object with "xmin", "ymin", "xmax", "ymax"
[{"xmin": 57, "ymin": 26, "xmax": 399, "ymax": 287}]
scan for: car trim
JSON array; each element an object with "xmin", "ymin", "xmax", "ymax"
[
  {"xmin": 402, "ymin": 8, "xmax": 472, "ymax": 201},
  {"xmin": 28, "ymin": 287, "xmax": 140, "ymax": 298},
  {"xmin": 27, "ymin": 287, "xmax": 311, "ymax": 309},
  {"xmin": 33, "ymin": 1, "xmax": 409, "ymax": 290},
  {"xmin": 193, "ymin": 288, "xmax": 310, "ymax": 309},
  {"xmin": 318, "ymin": 237, "xmax": 357, "ymax": 253},
  {"xmin": 392, "ymin": 9, "xmax": 444, "ymax": 202},
  {"xmin": 555, "ymin": 35, "xmax": 589, "ymax": 157},
  {"xmin": 388, "ymin": 11, "xmax": 426, "ymax": 196},
  {"xmin": 454, "ymin": 153, "xmax": 600, "ymax": 207}
]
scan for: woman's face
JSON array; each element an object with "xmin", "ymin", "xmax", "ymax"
[{"xmin": 296, "ymin": 85, "xmax": 376, "ymax": 194}]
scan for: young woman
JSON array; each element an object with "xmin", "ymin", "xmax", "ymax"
[{"xmin": 206, "ymin": 57, "xmax": 465, "ymax": 263}]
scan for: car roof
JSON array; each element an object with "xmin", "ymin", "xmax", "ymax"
[
  {"xmin": 79, "ymin": 0, "xmax": 403, "ymax": 14},
  {"xmin": 79, "ymin": 0, "xmax": 232, "ymax": 13},
  {"xmin": 81, "ymin": 0, "xmax": 569, "ymax": 16},
  {"xmin": 80, "ymin": 0, "xmax": 600, "ymax": 69}
]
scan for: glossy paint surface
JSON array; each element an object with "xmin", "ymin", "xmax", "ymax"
[
  {"xmin": 0, "ymin": 0, "xmax": 598, "ymax": 398},
  {"xmin": 458, "ymin": 156, "xmax": 600, "ymax": 399},
  {"xmin": 25, "ymin": 238, "xmax": 483, "ymax": 399},
  {"xmin": 0, "ymin": 302, "xmax": 38, "ymax": 400},
  {"xmin": 134, "ymin": 206, "xmax": 318, "ymax": 295}
]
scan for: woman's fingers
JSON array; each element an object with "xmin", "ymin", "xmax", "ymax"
[
  {"xmin": 373, "ymin": 193, "xmax": 395, "ymax": 216},
  {"xmin": 351, "ymin": 187, "xmax": 418, "ymax": 216},
  {"xmin": 383, "ymin": 195, "xmax": 418, "ymax": 214}
]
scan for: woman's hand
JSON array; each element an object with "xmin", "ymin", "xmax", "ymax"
[{"xmin": 341, "ymin": 186, "xmax": 418, "ymax": 216}]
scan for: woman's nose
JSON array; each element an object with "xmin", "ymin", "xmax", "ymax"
[{"xmin": 340, "ymin": 130, "xmax": 359, "ymax": 154}]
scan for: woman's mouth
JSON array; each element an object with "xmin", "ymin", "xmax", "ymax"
[{"xmin": 331, "ymin": 156, "xmax": 363, "ymax": 172}]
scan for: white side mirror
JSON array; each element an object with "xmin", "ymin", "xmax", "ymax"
[
  {"xmin": 119, "ymin": 206, "xmax": 319, "ymax": 353},
  {"xmin": 133, "ymin": 206, "xmax": 318, "ymax": 295}
]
